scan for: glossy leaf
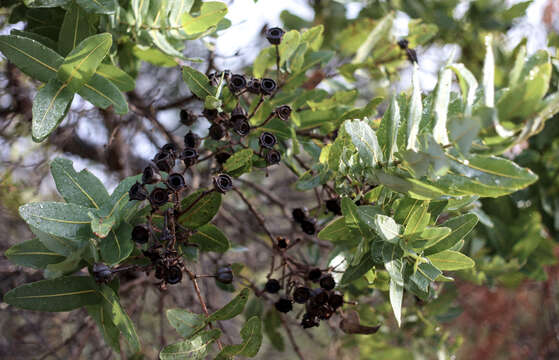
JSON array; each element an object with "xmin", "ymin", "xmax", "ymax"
[
  {"xmin": 352, "ymin": 12, "xmax": 394, "ymax": 64},
  {"xmin": 223, "ymin": 149, "xmax": 253, "ymax": 177},
  {"xmin": 217, "ymin": 316, "xmax": 262, "ymax": 358},
  {"xmin": 407, "ymin": 63, "xmax": 422, "ymax": 151},
  {"xmin": 50, "ymin": 158, "xmax": 110, "ymax": 209},
  {"xmin": 86, "ymin": 304, "xmax": 121, "ymax": 352},
  {"xmin": 4, "ymin": 276, "xmax": 100, "ymax": 312},
  {"xmin": 99, "ymin": 285, "xmax": 141, "ymax": 353},
  {"xmin": 188, "ymin": 223, "xmax": 230, "ymax": 253},
  {"xmin": 263, "ymin": 309, "xmax": 284, "ymax": 351},
  {"xmin": 75, "ymin": 0, "xmax": 116, "ymax": 14},
  {"xmin": 31, "ymin": 78, "xmax": 74, "ymax": 142},
  {"xmin": 166, "ymin": 309, "xmax": 206, "ymax": 338},
  {"xmin": 160, "ymin": 329, "xmax": 221, "ymax": 360},
  {"xmin": 182, "ymin": 66, "xmax": 216, "ymax": 99},
  {"xmin": 378, "ymin": 96, "xmax": 400, "ymax": 164},
  {"xmin": 344, "ymin": 119, "xmax": 383, "ymax": 166},
  {"xmin": 373, "ymin": 215, "xmax": 402, "ymax": 244},
  {"xmin": 100, "ymin": 222, "xmax": 134, "ymax": 265},
  {"xmin": 427, "ymin": 250, "xmax": 475, "ymax": 271},
  {"xmin": 389, "ymin": 278, "xmax": 403, "ymax": 327},
  {"xmin": 178, "ymin": 189, "xmax": 222, "ymax": 229},
  {"xmin": 58, "ymin": 1, "xmax": 90, "ymax": 56},
  {"xmin": 207, "ymin": 288, "xmax": 249, "ymax": 322},
  {"xmin": 278, "ymin": 30, "xmax": 300, "ymax": 67},
  {"xmin": 181, "ymin": 1, "xmax": 228, "ymax": 35},
  {"xmin": 341, "ymin": 252, "xmax": 375, "ymax": 285},
  {"xmin": 57, "ymin": 33, "xmax": 112, "ymax": 92},
  {"xmin": 432, "ymin": 64, "xmax": 452, "ymax": 145},
  {"xmin": 95, "ymin": 64, "xmax": 136, "ymax": 92},
  {"xmin": 78, "ymin": 74, "xmax": 129, "ymax": 114},
  {"xmin": 5, "ymin": 238, "xmax": 66, "ymax": 269},
  {"xmin": 424, "ymin": 213, "xmax": 478, "ymax": 255}
]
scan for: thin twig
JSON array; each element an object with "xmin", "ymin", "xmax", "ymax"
[{"xmin": 280, "ymin": 314, "xmax": 306, "ymax": 360}]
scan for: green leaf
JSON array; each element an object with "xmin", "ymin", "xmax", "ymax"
[
  {"xmin": 167, "ymin": 0, "xmax": 195, "ymax": 39},
  {"xmin": 189, "ymin": 224, "xmax": 230, "ymax": 253},
  {"xmin": 86, "ymin": 304, "xmax": 121, "ymax": 352},
  {"xmin": 424, "ymin": 214, "xmax": 478, "ymax": 255},
  {"xmin": 217, "ymin": 316, "xmax": 262, "ymax": 358},
  {"xmin": 95, "ymin": 64, "xmax": 136, "ymax": 92},
  {"xmin": 432, "ymin": 63, "xmax": 453, "ymax": 145},
  {"xmin": 341, "ymin": 252, "xmax": 375, "ymax": 285},
  {"xmin": 389, "ymin": 278, "xmax": 403, "ymax": 327},
  {"xmin": 133, "ymin": 46, "xmax": 178, "ymax": 67},
  {"xmin": 373, "ymin": 215, "xmax": 402, "ymax": 244},
  {"xmin": 318, "ymin": 217, "xmax": 353, "ymax": 243},
  {"xmin": 352, "ymin": 12, "xmax": 394, "ymax": 64},
  {"xmin": 382, "ymin": 242, "xmax": 404, "ymax": 285},
  {"xmin": 31, "ymin": 78, "xmax": 75, "ymax": 142},
  {"xmin": 160, "ymin": 329, "xmax": 221, "ymax": 360},
  {"xmin": 407, "ymin": 64, "xmax": 422, "ymax": 151},
  {"xmin": 378, "ymin": 96, "xmax": 400, "ymax": 164},
  {"xmin": 78, "ymin": 73, "xmax": 129, "ymax": 114},
  {"xmin": 4, "ymin": 276, "xmax": 100, "ymax": 312},
  {"xmin": 448, "ymin": 63, "xmax": 477, "ymax": 118},
  {"xmin": 19, "ymin": 202, "xmax": 92, "ymax": 242},
  {"xmin": 181, "ymin": 1, "xmax": 228, "ymax": 35},
  {"xmin": 182, "ymin": 66, "xmax": 216, "ymax": 99},
  {"xmin": 10, "ymin": 29, "xmax": 57, "ymax": 50},
  {"xmin": 50, "ymin": 158, "xmax": 110, "ymax": 209},
  {"xmin": 166, "ymin": 309, "xmax": 206, "ymax": 338},
  {"xmin": 5, "ymin": 238, "xmax": 66, "ymax": 269},
  {"xmin": 178, "ymin": 189, "xmax": 222, "ymax": 229},
  {"xmin": 58, "ymin": 1, "xmax": 90, "ymax": 56},
  {"xmin": 0, "ymin": 36, "xmax": 62, "ymax": 82},
  {"xmin": 57, "ymin": 33, "xmax": 112, "ymax": 92},
  {"xmin": 207, "ymin": 288, "xmax": 249, "ymax": 322},
  {"xmin": 100, "ymin": 222, "xmax": 134, "ymax": 265},
  {"xmin": 278, "ymin": 30, "xmax": 300, "ymax": 67},
  {"xmin": 263, "ymin": 310, "xmax": 284, "ymax": 351},
  {"xmin": 253, "ymin": 47, "xmax": 276, "ymax": 78},
  {"xmin": 403, "ymin": 201, "xmax": 430, "ymax": 237},
  {"xmin": 75, "ymin": 0, "xmax": 116, "ymax": 14},
  {"xmin": 427, "ymin": 250, "xmax": 475, "ymax": 271},
  {"xmin": 344, "ymin": 119, "xmax": 383, "ymax": 166},
  {"xmin": 482, "ymin": 35, "xmax": 495, "ymax": 108},
  {"xmin": 408, "ymin": 262, "xmax": 441, "ymax": 292},
  {"xmin": 99, "ymin": 285, "xmax": 141, "ymax": 353},
  {"xmin": 44, "ymin": 246, "xmax": 86, "ymax": 279},
  {"xmin": 223, "ymin": 149, "xmax": 253, "ymax": 177}
]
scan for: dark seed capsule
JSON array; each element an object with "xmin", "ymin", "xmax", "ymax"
[
  {"xmin": 142, "ymin": 166, "xmax": 161, "ymax": 185},
  {"xmin": 149, "ymin": 187, "xmax": 169, "ymax": 207},
  {"xmin": 316, "ymin": 305, "xmax": 333, "ymax": 320},
  {"xmin": 301, "ymin": 313, "xmax": 319, "ymax": 328},
  {"xmin": 275, "ymin": 105, "xmax": 292, "ymax": 121},
  {"xmin": 92, "ymin": 263, "xmax": 112, "ymax": 283},
  {"xmin": 292, "ymin": 208, "xmax": 308, "ymax": 223},
  {"xmin": 231, "ymin": 104, "xmax": 248, "ymax": 122},
  {"xmin": 259, "ymin": 131, "xmax": 277, "ymax": 149},
  {"xmin": 209, "ymin": 123, "xmax": 226, "ymax": 141},
  {"xmin": 307, "ymin": 268, "xmax": 322, "ymax": 282},
  {"xmin": 167, "ymin": 173, "xmax": 186, "ymax": 191},
  {"xmin": 320, "ymin": 274, "xmax": 336, "ymax": 291},
  {"xmin": 216, "ymin": 266, "xmax": 233, "ymax": 284},
  {"xmin": 181, "ymin": 147, "xmax": 199, "ymax": 168},
  {"xmin": 260, "ymin": 78, "xmax": 277, "ymax": 95},
  {"xmin": 293, "ymin": 286, "xmax": 311, "ymax": 304},
  {"xmin": 397, "ymin": 39, "xmax": 409, "ymax": 49},
  {"xmin": 265, "ymin": 279, "xmax": 281, "ymax": 293},
  {"xmin": 180, "ymin": 109, "xmax": 197, "ymax": 126},
  {"xmin": 203, "ymin": 108, "xmax": 218, "ymax": 122},
  {"xmin": 228, "ymin": 74, "xmax": 247, "ymax": 93},
  {"xmin": 213, "ymin": 174, "xmax": 233, "ymax": 193},
  {"xmin": 265, "ymin": 149, "xmax": 281, "ymax": 165},
  {"xmin": 406, "ymin": 48, "xmax": 418, "ymax": 64},
  {"xmin": 153, "ymin": 151, "xmax": 175, "ymax": 173},
  {"xmin": 247, "ymin": 78, "xmax": 261, "ymax": 94},
  {"xmin": 142, "ymin": 249, "xmax": 161, "ymax": 263},
  {"xmin": 215, "ymin": 152, "xmax": 231, "ymax": 164},
  {"xmin": 129, "ymin": 182, "xmax": 148, "ymax": 201},
  {"xmin": 165, "ymin": 265, "xmax": 183, "ymax": 285},
  {"xmin": 132, "ymin": 224, "xmax": 150, "ymax": 244},
  {"xmin": 233, "ymin": 118, "xmax": 251, "ymax": 137},
  {"xmin": 266, "ymin": 27, "xmax": 285, "ymax": 45},
  {"xmin": 161, "ymin": 143, "xmax": 177, "ymax": 157},
  {"xmin": 328, "ymin": 291, "xmax": 344, "ymax": 310},
  {"xmin": 155, "ymin": 263, "xmax": 165, "ymax": 279},
  {"xmin": 184, "ymin": 131, "xmax": 201, "ymax": 149},
  {"xmin": 300, "ymin": 218, "xmax": 316, "ymax": 235},
  {"xmin": 275, "ymin": 297, "xmax": 293, "ymax": 313},
  {"xmin": 276, "ymin": 237, "xmax": 289, "ymax": 250},
  {"xmin": 325, "ymin": 198, "xmax": 342, "ymax": 215},
  {"xmin": 310, "ymin": 288, "xmax": 329, "ymax": 306}
]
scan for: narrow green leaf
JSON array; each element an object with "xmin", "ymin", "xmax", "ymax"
[
  {"xmin": 389, "ymin": 278, "xmax": 403, "ymax": 327},
  {"xmin": 352, "ymin": 12, "xmax": 394, "ymax": 64},
  {"xmin": 31, "ymin": 78, "xmax": 75, "ymax": 142},
  {"xmin": 223, "ymin": 149, "xmax": 253, "ymax": 177},
  {"xmin": 99, "ymin": 285, "xmax": 141, "ymax": 353},
  {"xmin": 57, "ymin": 33, "xmax": 112, "ymax": 92},
  {"xmin": 181, "ymin": 1, "xmax": 228, "ymax": 35},
  {"xmin": 427, "ymin": 250, "xmax": 475, "ymax": 271},
  {"xmin": 89, "ymin": 211, "xmax": 115, "ymax": 238},
  {"xmin": 253, "ymin": 47, "xmax": 276, "ymax": 78},
  {"xmin": 207, "ymin": 288, "xmax": 250, "ymax": 322},
  {"xmin": 483, "ymin": 35, "xmax": 495, "ymax": 108},
  {"xmin": 95, "ymin": 64, "xmax": 136, "ymax": 92},
  {"xmin": 509, "ymin": 45, "xmax": 526, "ymax": 88},
  {"xmin": 133, "ymin": 46, "xmax": 178, "ymax": 67},
  {"xmin": 50, "ymin": 158, "xmax": 110, "ymax": 209},
  {"xmin": 341, "ymin": 252, "xmax": 375, "ymax": 285},
  {"xmin": 178, "ymin": 189, "xmax": 222, "ymax": 229},
  {"xmin": 86, "ymin": 305, "xmax": 121, "ymax": 352},
  {"xmin": 217, "ymin": 316, "xmax": 262, "ymax": 358},
  {"xmin": 10, "ymin": 30, "xmax": 58, "ymax": 50},
  {"xmin": 166, "ymin": 309, "xmax": 206, "ymax": 338},
  {"xmin": 78, "ymin": 74, "xmax": 129, "ymax": 114},
  {"xmin": 75, "ymin": 0, "xmax": 116, "ymax": 14},
  {"xmin": 182, "ymin": 66, "xmax": 216, "ymax": 99},
  {"xmin": 424, "ymin": 213, "xmax": 478, "ymax": 255},
  {"xmin": 5, "ymin": 238, "xmax": 66, "ymax": 269},
  {"xmin": 378, "ymin": 96, "xmax": 400, "ymax": 164},
  {"xmin": 168, "ymin": 0, "xmax": 195, "ymax": 39},
  {"xmin": 407, "ymin": 64, "xmax": 422, "ymax": 151},
  {"xmin": 44, "ymin": 246, "xmax": 86, "ymax": 279},
  {"xmin": 432, "ymin": 64, "xmax": 453, "ymax": 145},
  {"xmin": 4, "ymin": 276, "xmax": 100, "ymax": 312},
  {"xmin": 160, "ymin": 329, "xmax": 221, "ymax": 360},
  {"xmin": 344, "ymin": 119, "xmax": 384, "ymax": 166},
  {"xmin": 373, "ymin": 215, "xmax": 402, "ymax": 244},
  {"xmin": 263, "ymin": 310, "xmax": 284, "ymax": 351},
  {"xmin": 58, "ymin": 1, "xmax": 90, "ymax": 56},
  {"xmin": 189, "ymin": 223, "xmax": 230, "ymax": 253},
  {"xmin": 278, "ymin": 30, "xmax": 300, "ymax": 67},
  {"xmin": 100, "ymin": 222, "xmax": 134, "ymax": 265},
  {"xmin": 448, "ymin": 63, "xmax": 478, "ymax": 118}
]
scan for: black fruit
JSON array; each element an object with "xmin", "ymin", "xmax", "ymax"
[
  {"xmin": 132, "ymin": 224, "xmax": 150, "ymax": 244},
  {"xmin": 320, "ymin": 274, "xmax": 336, "ymax": 290},
  {"xmin": 216, "ymin": 266, "xmax": 233, "ymax": 284},
  {"xmin": 265, "ymin": 149, "xmax": 281, "ymax": 165},
  {"xmin": 397, "ymin": 39, "xmax": 409, "ymax": 49},
  {"xmin": 129, "ymin": 182, "xmax": 148, "ymax": 201},
  {"xmin": 215, "ymin": 152, "xmax": 231, "ymax": 164},
  {"xmin": 153, "ymin": 151, "xmax": 174, "ymax": 173},
  {"xmin": 292, "ymin": 208, "xmax": 308, "ymax": 223},
  {"xmin": 165, "ymin": 265, "xmax": 183, "ymax": 284},
  {"xmin": 300, "ymin": 219, "xmax": 316, "ymax": 235},
  {"xmin": 184, "ymin": 131, "xmax": 201, "ymax": 149},
  {"xmin": 260, "ymin": 78, "xmax": 276, "ymax": 95},
  {"xmin": 228, "ymin": 74, "xmax": 247, "ymax": 93},
  {"xmin": 231, "ymin": 104, "xmax": 248, "ymax": 122},
  {"xmin": 276, "ymin": 237, "xmax": 289, "ymax": 250},
  {"xmin": 307, "ymin": 268, "xmax": 322, "ymax": 282},
  {"xmin": 275, "ymin": 298, "xmax": 293, "ymax": 313},
  {"xmin": 301, "ymin": 313, "xmax": 319, "ymax": 328},
  {"xmin": 328, "ymin": 292, "xmax": 344, "ymax": 310},
  {"xmin": 266, "ymin": 27, "xmax": 285, "ymax": 45},
  {"xmin": 213, "ymin": 174, "xmax": 233, "ymax": 193},
  {"xmin": 325, "ymin": 198, "xmax": 342, "ymax": 215},
  {"xmin": 247, "ymin": 78, "xmax": 261, "ymax": 94},
  {"xmin": 149, "ymin": 188, "xmax": 169, "ymax": 207},
  {"xmin": 142, "ymin": 166, "xmax": 161, "ymax": 185},
  {"xmin": 316, "ymin": 305, "xmax": 333, "ymax": 320},
  {"xmin": 293, "ymin": 286, "xmax": 311, "ymax": 304},
  {"xmin": 310, "ymin": 288, "xmax": 329, "ymax": 306},
  {"xmin": 181, "ymin": 147, "xmax": 199, "ymax": 167},
  {"xmin": 180, "ymin": 109, "xmax": 197, "ymax": 126},
  {"xmin": 92, "ymin": 263, "xmax": 112, "ymax": 283},
  {"xmin": 161, "ymin": 143, "xmax": 177, "ymax": 157},
  {"xmin": 265, "ymin": 279, "xmax": 281, "ymax": 293},
  {"xmin": 259, "ymin": 132, "xmax": 277, "ymax": 149},
  {"xmin": 233, "ymin": 118, "xmax": 251, "ymax": 137},
  {"xmin": 203, "ymin": 108, "xmax": 218, "ymax": 122},
  {"xmin": 275, "ymin": 105, "xmax": 291, "ymax": 121},
  {"xmin": 209, "ymin": 123, "xmax": 226, "ymax": 141},
  {"xmin": 167, "ymin": 173, "xmax": 186, "ymax": 191}
]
